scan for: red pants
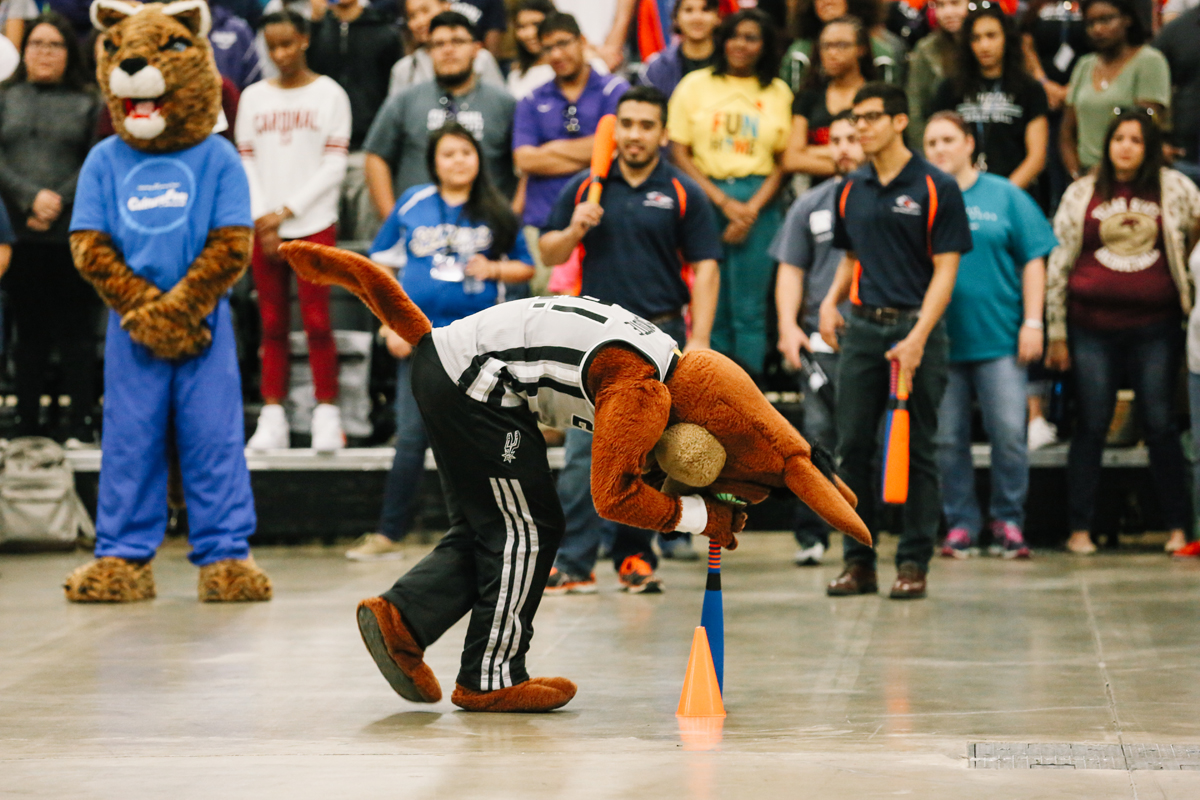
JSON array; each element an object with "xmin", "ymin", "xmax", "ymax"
[{"xmin": 252, "ymin": 225, "xmax": 339, "ymax": 403}]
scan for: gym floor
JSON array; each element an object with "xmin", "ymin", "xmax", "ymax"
[{"xmin": 2, "ymin": 533, "xmax": 1199, "ymax": 798}]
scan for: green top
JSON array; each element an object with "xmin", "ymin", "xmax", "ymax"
[
  {"xmin": 1066, "ymin": 45, "xmax": 1171, "ymax": 169},
  {"xmin": 905, "ymin": 32, "xmax": 955, "ymax": 151}
]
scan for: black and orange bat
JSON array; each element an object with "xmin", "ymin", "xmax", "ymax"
[{"xmin": 881, "ymin": 356, "xmax": 910, "ymax": 504}]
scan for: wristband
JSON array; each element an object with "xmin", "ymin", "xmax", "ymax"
[
  {"xmin": 1023, "ymin": 319, "xmax": 1044, "ymax": 330},
  {"xmin": 676, "ymin": 495, "xmax": 708, "ymax": 534}
]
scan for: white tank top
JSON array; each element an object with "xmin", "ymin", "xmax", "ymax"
[{"xmin": 431, "ymin": 296, "xmax": 681, "ymax": 431}]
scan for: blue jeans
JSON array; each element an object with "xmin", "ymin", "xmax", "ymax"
[
  {"xmin": 1068, "ymin": 321, "xmax": 1189, "ymax": 532},
  {"xmin": 935, "ymin": 355, "xmax": 1029, "ymax": 538},
  {"xmin": 793, "ymin": 350, "xmax": 839, "ymax": 547},
  {"xmin": 379, "ymin": 357, "xmax": 429, "ymax": 540}
]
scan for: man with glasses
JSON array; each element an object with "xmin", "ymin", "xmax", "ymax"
[
  {"xmin": 363, "ymin": 11, "xmax": 516, "ymax": 222},
  {"xmin": 817, "ymin": 83, "xmax": 972, "ymax": 600},
  {"xmin": 512, "ymin": 13, "xmax": 629, "ymax": 243}
]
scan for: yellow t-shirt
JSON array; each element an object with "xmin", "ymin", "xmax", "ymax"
[{"xmin": 667, "ymin": 68, "xmax": 794, "ymax": 180}]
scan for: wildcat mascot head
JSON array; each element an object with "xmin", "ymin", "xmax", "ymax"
[{"xmin": 91, "ymin": 0, "xmax": 220, "ymax": 152}]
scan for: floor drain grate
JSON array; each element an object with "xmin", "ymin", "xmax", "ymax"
[{"xmin": 969, "ymin": 743, "xmax": 1200, "ymax": 770}]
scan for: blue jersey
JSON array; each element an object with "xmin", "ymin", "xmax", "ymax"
[
  {"xmin": 369, "ymin": 184, "xmax": 532, "ymax": 329},
  {"xmin": 946, "ymin": 173, "xmax": 1058, "ymax": 363},
  {"xmin": 70, "ymin": 135, "xmax": 252, "ymax": 292}
]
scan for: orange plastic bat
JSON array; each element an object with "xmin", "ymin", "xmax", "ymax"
[
  {"xmin": 586, "ymin": 114, "xmax": 617, "ymax": 203},
  {"xmin": 882, "ymin": 357, "xmax": 909, "ymax": 504}
]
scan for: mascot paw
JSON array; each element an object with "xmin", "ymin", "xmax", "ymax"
[
  {"xmin": 121, "ymin": 304, "xmax": 211, "ymax": 360},
  {"xmin": 451, "ymin": 677, "xmax": 578, "ymax": 713},
  {"xmin": 356, "ymin": 597, "xmax": 442, "ymax": 703},
  {"xmin": 64, "ymin": 557, "xmax": 156, "ymax": 602},
  {"xmin": 700, "ymin": 497, "xmax": 745, "ymax": 551},
  {"xmin": 197, "ymin": 557, "xmax": 272, "ymax": 602}
]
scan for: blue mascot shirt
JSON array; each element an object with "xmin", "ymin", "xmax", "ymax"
[
  {"xmin": 70, "ymin": 135, "xmax": 252, "ymax": 292},
  {"xmin": 369, "ymin": 184, "xmax": 532, "ymax": 329}
]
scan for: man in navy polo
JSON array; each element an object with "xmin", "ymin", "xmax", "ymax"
[
  {"xmin": 818, "ymin": 82, "xmax": 972, "ymax": 601},
  {"xmin": 512, "ymin": 13, "xmax": 629, "ymax": 238},
  {"xmin": 537, "ymin": 84, "xmax": 721, "ymax": 594}
]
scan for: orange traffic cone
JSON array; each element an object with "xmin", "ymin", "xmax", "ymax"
[{"xmin": 676, "ymin": 626, "xmax": 726, "ymax": 717}]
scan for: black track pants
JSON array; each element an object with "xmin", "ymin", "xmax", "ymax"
[{"xmin": 383, "ymin": 337, "xmax": 565, "ymax": 692}]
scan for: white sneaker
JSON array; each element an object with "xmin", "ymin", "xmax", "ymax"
[
  {"xmin": 247, "ymin": 404, "xmax": 290, "ymax": 450},
  {"xmin": 794, "ymin": 541, "xmax": 825, "ymax": 566},
  {"xmin": 311, "ymin": 403, "xmax": 345, "ymax": 452},
  {"xmin": 345, "ymin": 532, "xmax": 405, "ymax": 561},
  {"xmin": 1027, "ymin": 416, "xmax": 1058, "ymax": 450}
]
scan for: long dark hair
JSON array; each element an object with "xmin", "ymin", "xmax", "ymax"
[
  {"xmin": 4, "ymin": 12, "xmax": 90, "ymax": 91},
  {"xmin": 512, "ymin": 0, "xmax": 556, "ymax": 73},
  {"xmin": 424, "ymin": 122, "xmax": 519, "ymax": 258},
  {"xmin": 1094, "ymin": 107, "xmax": 1164, "ymax": 200},
  {"xmin": 795, "ymin": 0, "xmax": 882, "ymax": 38},
  {"xmin": 803, "ymin": 15, "xmax": 876, "ymax": 92},
  {"xmin": 955, "ymin": 5, "xmax": 1027, "ymax": 96},
  {"xmin": 712, "ymin": 8, "xmax": 781, "ymax": 88}
]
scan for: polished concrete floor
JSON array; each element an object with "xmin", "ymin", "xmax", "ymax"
[{"xmin": 3, "ymin": 533, "xmax": 1200, "ymax": 799}]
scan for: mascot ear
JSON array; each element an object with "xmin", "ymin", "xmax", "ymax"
[
  {"xmin": 161, "ymin": 0, "xmax": 212, "ymax": 37},
  {"xmin": 91, "ymin": 0, "xmax": 142, "ymax": 31}
]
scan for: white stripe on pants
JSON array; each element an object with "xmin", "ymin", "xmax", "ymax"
[{"xmin": 482, "ymin": 477, "xmax": 540, "ymax": 690}]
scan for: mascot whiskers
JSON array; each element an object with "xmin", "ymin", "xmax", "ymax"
[{"xmin": 64, "ymin": 0, "xmax": 270, "ymax": 602}]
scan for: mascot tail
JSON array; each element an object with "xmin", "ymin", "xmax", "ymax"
[{"xmin": 279, "ymin": 241, "xmax": 432, "ymax": 346}]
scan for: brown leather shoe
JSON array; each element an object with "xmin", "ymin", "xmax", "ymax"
[
  {"xmin": 451, "ymin": 677, "xmax": 577, "ymax": 713},
  {"xmin": 889, "ymin": 563, "xmax": 927, "ymax": 599},
  {"xmin": 826, "ymin": 562, "xmax": 878, "ymax": 596},
  {"xmin": 356, "ymin": 597, "xmax": 442, "ymax": 703}
]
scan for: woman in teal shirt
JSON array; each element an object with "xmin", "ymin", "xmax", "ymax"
[{"xmin": 924, "ymin": 111, "xmax": 1058, "ymax": 559}]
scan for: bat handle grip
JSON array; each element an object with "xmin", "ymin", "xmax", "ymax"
[
  {"xmin": 586, "ymin": 181, "xmax": 602, "ymax": 204},
  {"xmin": 707, "ymin": 538, "xmax": 721, "ymax": 570}
]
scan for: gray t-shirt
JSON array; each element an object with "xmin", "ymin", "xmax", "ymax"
[
  {"xmin": 769, "ymin": 177, "xmax": 851, "ymax": 334},
  {"xmin": 363, "ymin": 79, "xmax": 516, "ymax": 200}
]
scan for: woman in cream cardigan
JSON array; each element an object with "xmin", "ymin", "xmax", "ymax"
[{"xmin": 1044, "ymin": 107, "xmax": 1200, "ymax": 555}]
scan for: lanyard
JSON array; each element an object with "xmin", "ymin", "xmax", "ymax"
[
  {"xmin": 438, "ymin": 195, "xmax": 466, "ymax": 257},
  {"xmin": 972, "ymin": 79, "xmax": 1002, "ymax": 172}
]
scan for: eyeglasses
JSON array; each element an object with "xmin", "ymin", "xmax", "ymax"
[
  {"xmin": 819, "ymin": 40, "xmax": 856, "ymax": 51},
  {"xmin": 849, "ymin": 110, "xmax": 889, "ymax": 125},
  {"xmin": 543, "ymin": 36, "xmax": 577, "ymax": 53},
  {"xmin": 26, "ymin": 40, "xmax": 67, "ymax": 52},
  {"xmin": 429, "ymin": 36, "xmax": 475, "ymax": 50},
  {"xmin": 563, "ymin": 104, "xmax": 581, "ymax": 134}
]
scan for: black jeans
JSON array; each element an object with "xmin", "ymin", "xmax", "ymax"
[
  {"xmin": 836, "ymin": 315, "xmax": 949, "ymax": 570},
  {"xmin": 1, "ymin": 242, "xmax": 102, "ymax": 436},
  {"xmin": 1067, "ymin": 320, "xmax": 1189, "ymax": 532}
]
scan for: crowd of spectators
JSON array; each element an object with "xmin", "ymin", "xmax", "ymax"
[{"xmin": 0, "ymin": 0, "xmax": 1199, "ymax": 572}]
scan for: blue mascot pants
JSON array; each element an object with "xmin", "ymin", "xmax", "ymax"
[{"xmin": 95, "ymin": 299, "xmax": 257, "ymax": 566}]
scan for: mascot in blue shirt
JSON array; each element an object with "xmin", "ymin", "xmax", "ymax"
[{"xmin": 64, "ymin": 0, "xmax": 270, "ymax": 603}]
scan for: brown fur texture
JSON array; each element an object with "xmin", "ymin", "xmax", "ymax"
[
  {"xmin": 70, "ymin": 230, "xmax": 163, "ymax": 315},
  {"xmin": 280, "ymin": 241, "xmax": 433, "ymax": 347},
  {"xmin": 64, "ymin": 557, "xmax": 156, "ymax": 602},
  {"xmin": 94, "ymin": 2, "xmax": 221, "ymax": 153},
  {"xmin": 119, "ymin": 226, "xmax": 252, "ymax": 359},
  {"xmin": 197, "ymin": 556, "xmax": 272, "ymax": 602},
  {"xmin": 451, "ymin": 677, "xmax": 578, "ymax": 713},
  {"xmin": 356, "ymin": 597, "xmax": 442, "ymax": 703},
  {"xmin": 277, "ymin": 244, "xmax": 870, "ymax": 550}
]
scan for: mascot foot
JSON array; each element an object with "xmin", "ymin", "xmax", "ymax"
[
  {"xmin": 356, "ymin": 597, "xmax": 442, "ymax": 703},
  {"xmin": 451, "ymin": 677, "xmax": 578, "ymax": 713},
  {"xmin": 64, "ymin": 557, "xmax": 156, "ymax": 602},
  {"xmin": 198, "ymin": 556, "xmax": 273, "ymax": 602}
]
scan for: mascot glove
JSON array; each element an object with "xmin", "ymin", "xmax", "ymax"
[
  {"xmin": 699, "ymin": 496, "xmax": 746, "ymax": 551},
  {"xmin": 121, "ymin": 300, "xmax": 212, "ymax": 361}
]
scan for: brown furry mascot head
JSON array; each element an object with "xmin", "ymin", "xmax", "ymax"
[{"xmin": 91, "ymin": 0, "xmax": 221, "ymax": 153}]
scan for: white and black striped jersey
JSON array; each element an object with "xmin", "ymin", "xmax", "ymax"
[{"xmin": 431, "ymin": 296, "xmax": 681, "ymax": 431}]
